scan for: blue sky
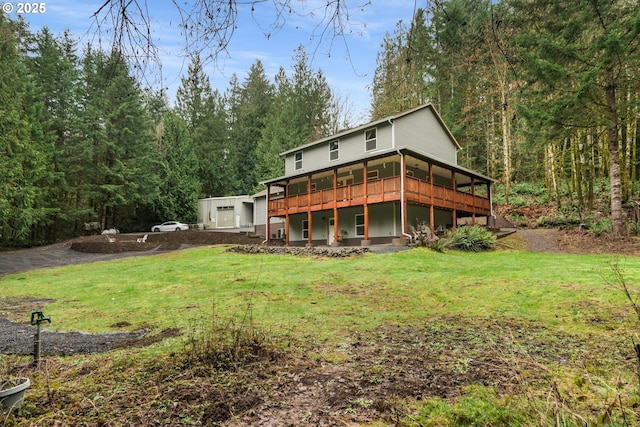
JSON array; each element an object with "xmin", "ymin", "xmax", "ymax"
[{"xmin": 7, "ymin": 0, "xmax": 421, "ymax": 123}]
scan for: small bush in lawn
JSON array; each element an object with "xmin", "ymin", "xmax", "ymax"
[
  {"xmin": 444, "ymin": 226, "xmax": 496, "ymax": 252},
  {"xmin": 183, "ymin": 308, "xmax": 285, "ymax": 372}
]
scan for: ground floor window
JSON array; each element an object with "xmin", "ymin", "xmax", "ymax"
[
  {"xmin": 355, "ymin": 214, "xmax": 364, "ymax": 237},
  {"xmin": 302, "ymin": 219, "xmax": 309, "ymax": 239}
]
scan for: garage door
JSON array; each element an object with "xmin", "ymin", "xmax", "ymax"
[{"xmin": 216, "ymin": 206, "xmax": 235, "ymax": 228}]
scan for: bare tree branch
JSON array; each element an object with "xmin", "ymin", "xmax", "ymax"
[{"xmin": 89, "ymin": 0, "xmax": 373, "ymax": 82}]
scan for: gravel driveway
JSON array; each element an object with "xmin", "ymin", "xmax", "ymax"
[{"xmin": 0, "ymin": 241, "xmax": 160, "ymax": 276}]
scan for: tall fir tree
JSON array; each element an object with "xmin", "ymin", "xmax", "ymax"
[
  {"xmin": 256, "ymin": 47, "xmax": 336, "ymax": 183},
  {"xmin": 0, "ymin": 15, "xmax": 56, "ymax": 245},
  {"xmin": 175, "ymin": 53, "xmax": 211, "ymax": 131},
  {"xmin": 371, "ymin": 17, "xmax": 429, "ymax": 119},
  {"xmin": 194, "ymin": 90, "xmax": 232, "ymax": 197},
  {"xmin": 80, "ymin": 48, "xmax": 160, "ymax": 229},
  {"xmin": 27, "ymin": 27, "xmax": 87, "ymax": 240},
  {"xmin": 228, "ymin": 60, "xmax": 273, "ymax": 194},
  {"xmin": 174, "ymin": 54, "xmax": 232, "ymax": 197},
  {"xmin": 154, "ymin": 112, "xmax": 202, "ymax": 221}
]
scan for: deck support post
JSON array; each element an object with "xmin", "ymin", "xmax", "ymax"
[
  {"xmin": 266, "ymin": 184, "xmax": 271, "ymax": 244},
  {"xmin": 363, "ymin": 161, "xmax": 369, "ymax": 242},
  {"xmin": 307, "ymin": 175, "xmax": 313, "ymax": 246},
  {"xmin": 332, "ymin": 169, "xmax": 339, "ymax": 245},
  {"xmin": 452, "ymin": 171, "xmax": 457, "ymax": 230},
  {"xmin": 429, "ymin": 163, "xmax": 435, "ymax": 235}
]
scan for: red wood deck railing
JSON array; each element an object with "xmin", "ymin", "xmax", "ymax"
[{"xmin": 268, "ymin": 175, "xmax": 491, "ymax": 216}]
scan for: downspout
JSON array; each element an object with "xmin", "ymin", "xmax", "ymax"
[
  {"xmin": 262, "ymin": 186, "xmax": 269, "ymax": 245},
  {"xmin": 389, "ymin": 118, "xmax": 396, "ymax": 148},
  {"xmin": 390, "ymin": 115, "xmax": 411, "ymax": 241},
  {"xmin": 397, "ymin": 147, "xmax": 412, "ymax": 241}
]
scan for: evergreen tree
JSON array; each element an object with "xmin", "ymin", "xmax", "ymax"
[
  {"xmin": 371, "ymin": 17, "xmax": 429, "ymax": 119},
  {"xmin": 176, "ymin": 55, "xmax": 233, "ymax": 197},
  {"xmin": 174, "ymin": 54, "xmax": 232, "ymax": 197},
  {"xmin": 0, "ymin": 16, "xmax": 56, "ymax": 245},
  {"xmin": 194, "ymin": 90, "xmax": 232, "ymax": 197},
  {"xmin": 256, "ymin": 47, "xmax": 336, "ymax": 182},
  {"xmin": 154, "ymin": 112, "xmax": 202, "ymax": 221},
  {"xmin": 28, "ymin": 28, "xmax": 87, "ymax": 240},
  {"xmin": 175, "ymin": 53, "xmax": 212, "ymax": 131},
  {"xmin": 227, "ymin": 60, "xmax": 273, "ymax": 194},
  {"xmin": 255, "ymin": 68, "xmax": 299, "ymax": 182},
  {"xmin": 80, "ymin": 48, "xmax": 160, "ymax": 229}
]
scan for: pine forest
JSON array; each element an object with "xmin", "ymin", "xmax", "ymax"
[{"xmin": 2, "ymin": 0, "xmax": 640, "ymax": 246}]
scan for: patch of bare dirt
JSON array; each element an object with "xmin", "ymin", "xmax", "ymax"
[
  {"xmin": 513, "ymin": 228, "xmax": 640, "ymax": 255},
  {"xmin": 4, "ymin": 315, "xmax": 612, "ymax": 426},
  {"xmin": 557, "ymin": 229, "xmax": 640, "ymax": 255},
  {"xmin": 217, "ymin": 315, "xmax": 629, "ymax": 426},
  {"xmin": 70, "ymin": 230, "xmax": 264, "ymax": 252}
]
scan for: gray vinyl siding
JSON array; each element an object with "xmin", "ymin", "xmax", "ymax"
[
  {"xmin": 394, "ymin": 111, "xmax": 457, "ymax": 163},
  {"xmin": 367, "ymin": 203, "xmax": 400, "ymax": 237},
  {"xmin": 282, "ymin": 107, "xmax": 458, "ymax": 177},
  {"xmin": 287, "ymin": 202, "xmax": 403, "ymax": 243},
  {"xmin": 284, "ymin": 123, "xmax": 396, "ymax": 176},
  {"xmin": 254, "ymin": 196, "xmax": 267, "ymax": 226}
]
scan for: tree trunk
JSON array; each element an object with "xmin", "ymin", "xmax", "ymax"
[
  {"xmin": 501, "ymin": 83, "xmax": 511, "ymax": 203},
  {"xmin": 606, "ymin": 68, "xmax": 624, "ymax": 235},
  {"xmin": 547, "ymin": 144, "xmax": 561, "ymax": 208}
]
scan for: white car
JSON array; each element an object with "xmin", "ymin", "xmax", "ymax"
[{"xmin": 152, "ymin": 221, "xmax": 189, "ymax": 232}]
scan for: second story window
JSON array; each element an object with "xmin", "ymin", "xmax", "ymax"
[
  {"xmin": 365, "ymin": 128, "xmax": 377, "ymax": 151},
  {"xmin": 294, "ymin": 151, "xmax": 303, "ymax": 170},
  {"xmin": 329, "ymin": 140, "xmax": 339, "ymax": 161}
]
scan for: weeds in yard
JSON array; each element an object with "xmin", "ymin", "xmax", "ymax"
[
  {"xmin": 182, "ymin": 304, "xmax": 287, "ymax": 372},
  {"xmin": 601, "ymin": 257, "xmax": 640, "ymax": 399},
  {"xmin": 492, "ymin": 322, "xmax": 639, "ymax": 426},
  {"xmin": 395, "ymin": 319, "xmax": 640, "ymax": 427}
]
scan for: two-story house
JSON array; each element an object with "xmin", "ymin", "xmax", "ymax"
[{"xmin": 261, "ymin": 103, "xmax": 494, "ymax": 246}]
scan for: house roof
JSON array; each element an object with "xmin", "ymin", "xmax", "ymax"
[
  {"xmin": 261, "ymin": 146, "xmax": 495, "ymax": 186},
  {"xmin": 279, "ymin": 103, "xmax": 461, "ymax": 157},
  {"xmin": 252, "ymin": 187, "xmax": 285, "ymax": 198}
]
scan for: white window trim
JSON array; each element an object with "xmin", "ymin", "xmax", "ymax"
[
  {"xmin": 294, "ymin": 151, "xmax": 303, "ymax": 170},
  {"xmin": 365, "ymin": 128, "xmax": 377, "ymax": 151},
  {"xmin": 302, "ymin": 219, "xmax": 309, "ymax": 239},
  {"xmin": 329, "ymin": 140, "xmax": 339, "ymax": 161}
]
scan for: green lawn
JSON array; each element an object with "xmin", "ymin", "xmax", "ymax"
[
  {"xmin": 1, "ymin": 245, "xmax": 639, "ymax": 425},
  {"xmin": 2, "ymin": 246, "xmax": 636, "ymax": 338}
]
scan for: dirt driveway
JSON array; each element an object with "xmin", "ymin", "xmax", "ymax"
[
  {"xmin": 0, "ymin": 241, "xmax": 157, "ymax": 276},
  {"xmin": 0, "ymin": 231, "xmax": 263, "ymax": 276}
]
